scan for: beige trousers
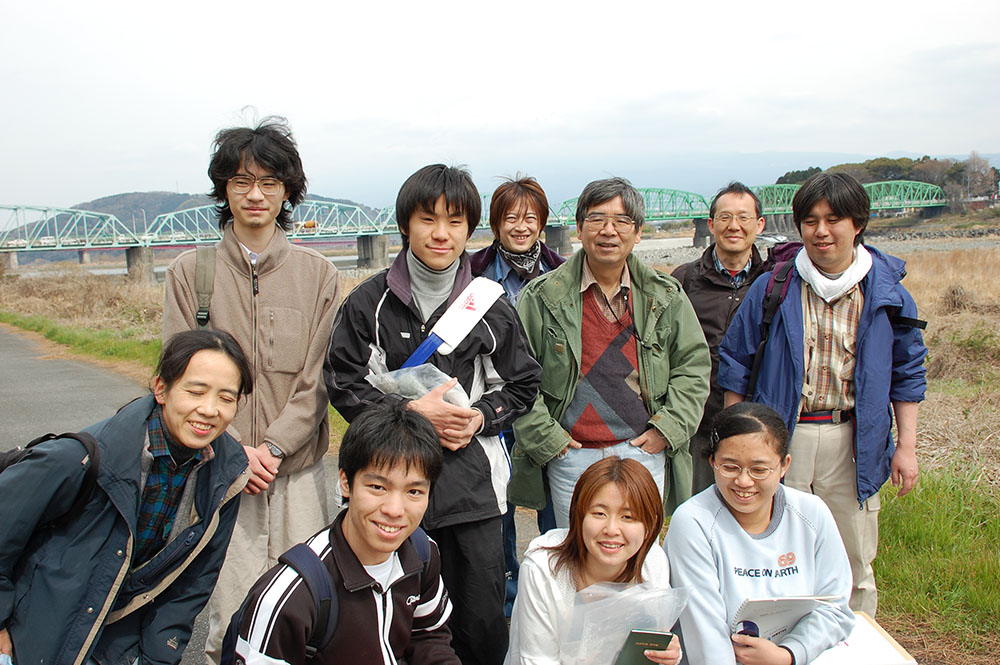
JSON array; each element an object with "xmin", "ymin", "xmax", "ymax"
[
  {"xmin": 204, "ymin": 458, "xmax": 330, "ymax": 663},
  {"xmin": 784, "ymin": 421, "xmax": 880, "ymax": 617}
]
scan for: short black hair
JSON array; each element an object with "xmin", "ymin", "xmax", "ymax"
[
  {"xmin": 395, "ymin": 164, "xmax": 481, "ymax": 239},
  {"xmin": 156, "ymin": 330, "xmax": 253, "ymax": 397},
  {"xmin": 207, "ymin": 116, "xmax": 307, "ymax": 232},
  {"xmin": 710, "ymin": 181, "xmax": 763, "ymax": 219},
  {"xmin": 575, "ymin": 177, "xmax": 645, "ymax": 228},
  {"xmin": 709, "ymin": 402, "xmax": 789, "ymax": 459},
  {"xmin": 792, "ymin": 172, "xmax": 869, "ymax": 246},
  {"xmin": 339, "ymin": 402, "xmax": 444, "ymax": 489}
]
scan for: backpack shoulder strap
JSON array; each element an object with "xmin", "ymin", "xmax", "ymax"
[
  {"xmin": 194, "ymin": 244, "xmax": 217, "ymax": 328},
  {"xmin": 409, "ymin": 527, "xmax": 431, "ymax": 574},
  {"xmin": 745, "ymin": 261, "xmax": 795, "ymax": 401},
  {"xmin": 889, "ymin": 312, "xmax": 927, "ymax": 330},
  {"xmin": 278, "ymin": 543, "xmax": 338, "ymax": 660}
]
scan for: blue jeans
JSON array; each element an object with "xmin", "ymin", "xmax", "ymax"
[
  {"xmin": 547, "ymin": 440, "xmax": 666, "ymax": 528},
  {"xmin": 501, "ymin": 429, "xmax": 555, "ymax": 617}
]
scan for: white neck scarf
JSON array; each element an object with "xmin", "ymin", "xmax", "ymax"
[{"xmin": 795, "ymin": 244, "xmax": 872, "ymax": 303}]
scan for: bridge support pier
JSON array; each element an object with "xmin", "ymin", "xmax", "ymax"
[
  {"xmin": 357, "ymin": 235, "xmax": 390, "ymax": 270},
  {"xmin": 78, "ymin": 250, "xmax": 92, "ymax": 265},
  {"xmin": 692, "ymin": 218, "xmax": 711, "ymax": 248},
  {"xmin": 544, "ymin": 226, "xmax": 573, "ymax": 257},
  {"xmin": 0, "ymin": 252, "xmax": 17, "ymax": 272},
  {"xmin": 126, "ymin": 246, "xmax": 155, "ymax": 284}
]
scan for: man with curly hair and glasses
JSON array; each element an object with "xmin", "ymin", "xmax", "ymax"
[{"xmin": 162, "ymin": 117, "xmax": 341, "ymax": 663}]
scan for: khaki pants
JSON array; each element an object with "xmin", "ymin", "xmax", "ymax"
[
  {"xmin": 204, "ymin": 459, "xmax": 329, "ymax": 664},
  {"xmin": 784, "ymin": 421, "xmax": 880, "ymax": 617}
]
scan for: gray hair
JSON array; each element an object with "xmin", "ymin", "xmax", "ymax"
[{"xmin": 575, "ymin": 177, "xmax": 645, "ymax": 227}]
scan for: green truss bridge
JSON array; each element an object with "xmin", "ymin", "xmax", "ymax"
[{"xmin": 1, "ymin": 180, "xmax": 947, "ymax": 255}]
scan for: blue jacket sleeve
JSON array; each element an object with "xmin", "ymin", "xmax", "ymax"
[
  {"xmin": 718, "ymin": 275, "xmax": 769, "ymax": 398},
  {"xmin": 889, "ymin": 286, "xmax": 927, "ymax": 403},
  {"xmin": 0, "ymin": 439, "xmax": 89, "ymax": 628}
]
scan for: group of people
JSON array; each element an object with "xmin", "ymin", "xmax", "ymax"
[{"xmin": 0, "ymin": 116, "xmax": 927, "ymax": 665}]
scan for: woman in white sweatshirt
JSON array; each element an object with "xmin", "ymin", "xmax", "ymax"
[
  {"xmin": 665, "ymin": 403, "xmax": 854, "ymax": 665},
  {"xmin": 506, "ymin": 456, "xmax": 682, "ymax": 665}
]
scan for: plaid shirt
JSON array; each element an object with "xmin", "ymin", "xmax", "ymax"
[
  {"xmin": 800, "ymin": 282, "xmax": 863, "ymax": 414},
  {"xmin": 135, "ymin": 405, "xmax": 213, "ymax": 565},
  {"xmin": 712, "ymin": 249, "xmax": 753, "ymax": 288},
  {"xmin": 580, "ymin": 257, "xmax": 631, "ymax": 322}
]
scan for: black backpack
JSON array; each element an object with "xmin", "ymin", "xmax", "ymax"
[
  {"xmin": 221, "ymin": 526, "xmax": 431, "ymax": 663},
  {"xmin": 0, "ymin": 432, "xmax": 100, "ymax": 528}
]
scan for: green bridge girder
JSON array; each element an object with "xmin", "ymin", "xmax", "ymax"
[
  {"xmin": 0, "ymin": 205, "xmax": 142, "ymax": 252},
  {"xmin": 752, "ymin": 184, "xmax": 802, "ymax": 215},
  {"xmin": 0, "ymin": 180, "xmax": 951, "ymax": 253},
  {"xmin": 554, "ymin": 188, "xmax": 710, "ymax": 223},
  {"xmin": 753, "ymin": 181, "xmax": 948, "ymax": 215},
  {"xmin": 863, "ymin": 180, "xmax": 948, "ymax": 209}
]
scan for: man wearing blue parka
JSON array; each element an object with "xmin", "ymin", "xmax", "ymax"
[{"xmin": 719, "ymin": 172, "xmax": 926, "ymax": 618}]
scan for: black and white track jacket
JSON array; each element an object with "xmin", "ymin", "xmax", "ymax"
[
  {"xmin": 324, "ymin": 251, "xmax": 541, "ymax": 529},
  {"xmin": 235, "ymin": 511, "xmax": 458, "ymax": 665}
]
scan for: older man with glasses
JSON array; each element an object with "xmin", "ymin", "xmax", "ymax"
[
  {"xmin": 672, "ymin": 182, "xmax": 769, "ymax": 496},
  {"xmin": 509, "ymin": 177, "xmax": 710, "ymax": 526}
]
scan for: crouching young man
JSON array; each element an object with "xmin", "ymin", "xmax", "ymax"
[{"xmin": 233, "ymin": 402, "xmax": 458, "ymax": 664}]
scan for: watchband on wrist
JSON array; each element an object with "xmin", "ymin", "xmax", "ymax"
[
  {"xmin": 779, "ymin": 645, "xmax": 796, "ymax": 665},
  {"xmin": 265, "ymin": 441, "xmax": 285, "ymax": 459}
]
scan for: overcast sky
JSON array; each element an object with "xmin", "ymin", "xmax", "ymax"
[{"xmin": 1, "ymin": 0, "xmax": 997, "ymax": 210}]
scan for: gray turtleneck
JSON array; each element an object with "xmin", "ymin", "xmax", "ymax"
[{"xmin": 406, "ymin": 249, "xmax": 459, "ymax": 323}]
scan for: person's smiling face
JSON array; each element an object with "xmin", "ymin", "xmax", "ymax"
[
  {"xmin": 581, "ymin": 482, "xmax": 647, "ymax": 583},
  {"xmin": 712, "ymin": 432, "xmax": 790, "ymax": 534}
]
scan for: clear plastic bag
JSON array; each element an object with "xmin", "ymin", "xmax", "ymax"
[
  {"xmin": 365, "ymin": 363, "xmax": 471, "ymax": 408},
  {"xmin": 559, "ymin": 583, "xmax": 689, "ymax": 665}
]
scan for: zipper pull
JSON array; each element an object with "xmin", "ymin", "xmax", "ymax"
[{"xmin": 252, "ymin": 271, "xmax": 259, "ymax": 295}]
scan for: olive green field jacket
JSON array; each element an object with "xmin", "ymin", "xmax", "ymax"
[{"xmin": 510, "ymin": 250, "xmax": 710, "ymax": 514}]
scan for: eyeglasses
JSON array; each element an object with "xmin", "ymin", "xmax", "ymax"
[
  {"xmin": 712, "ymin": 462, "xmax": 780, "ymax": 480},
  {"xmin": 582, "ymin": 214, "xmax": 636, "ymax": 233},
  {"xmin": 714, "ymin": 212, "xmax": 759, "ymax": 225},
  {"xmin": 228, "ymin": 175, "xmax": 284, "ymax": 196}
]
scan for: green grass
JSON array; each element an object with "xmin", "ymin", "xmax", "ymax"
[
  {"xmin": 0, "ymin": 311, "xmax": 162, "ymax": 369},
  {"xmin": 876, "ymin": 466, "xmax": 1000, "ymax": 651}
]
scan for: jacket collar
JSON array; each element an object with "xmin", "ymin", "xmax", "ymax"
[
  {"xmin": 469, "ymin": 240, "xmax": 566, "ymax": 276},
  {"xmin": 695, "ymin": 243, "xmax": 764, "ymax": 287},
  {"xmin": 88, "ymin": 394, "xmax": 248, "ymax": 520},
  {"xmin": 386, "ymin": 248, "xmax": 473, "ymax": 312},
  {"xmin": 328, "ymin": 510, "xmax": 427, "ymax": 592},
  {"xmin": 218, "ymin": 224, "xmax": 291, "ymax": 276}
]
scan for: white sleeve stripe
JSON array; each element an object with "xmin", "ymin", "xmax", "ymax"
[
  {"xmin": 374, "ymin": 289, "xmax": 389, "ymax": 349},
  {"xmin": 414, "ymin": 599, "xmax": 452, "ymax": 632},
  {"xmin": 246, "ymin": 530, "xmax": 332, "ymax": 648},
  {"xmin": 412, "ymin": 577, "xmax": 446, "ymax": 618}
]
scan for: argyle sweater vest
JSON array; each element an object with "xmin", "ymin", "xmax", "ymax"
[{"xmin": 560, "ymin": 289, "xmax": 649, "ymax": 448}]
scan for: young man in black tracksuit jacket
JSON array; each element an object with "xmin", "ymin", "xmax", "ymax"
[
  {"xmin": 324, "ymin": 164, "xmax": 541, "ymax": 665},
  {"xmin": 235, "ymin": 403, "xmax": 458, "ymax": 665}
]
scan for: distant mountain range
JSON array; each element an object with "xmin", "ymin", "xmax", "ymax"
[{"xmin": 72, "ymin": 191, "xmax": 378, "ymax": 231}]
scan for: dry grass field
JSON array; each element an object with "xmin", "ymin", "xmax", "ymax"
[{"xmin": 2, "ymin": 244, "xmax": 998, "ymax": 663}]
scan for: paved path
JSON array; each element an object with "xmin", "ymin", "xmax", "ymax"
[{"xmin": 0, "ymin": 325, "xmax": 146, "ymax": 451}]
